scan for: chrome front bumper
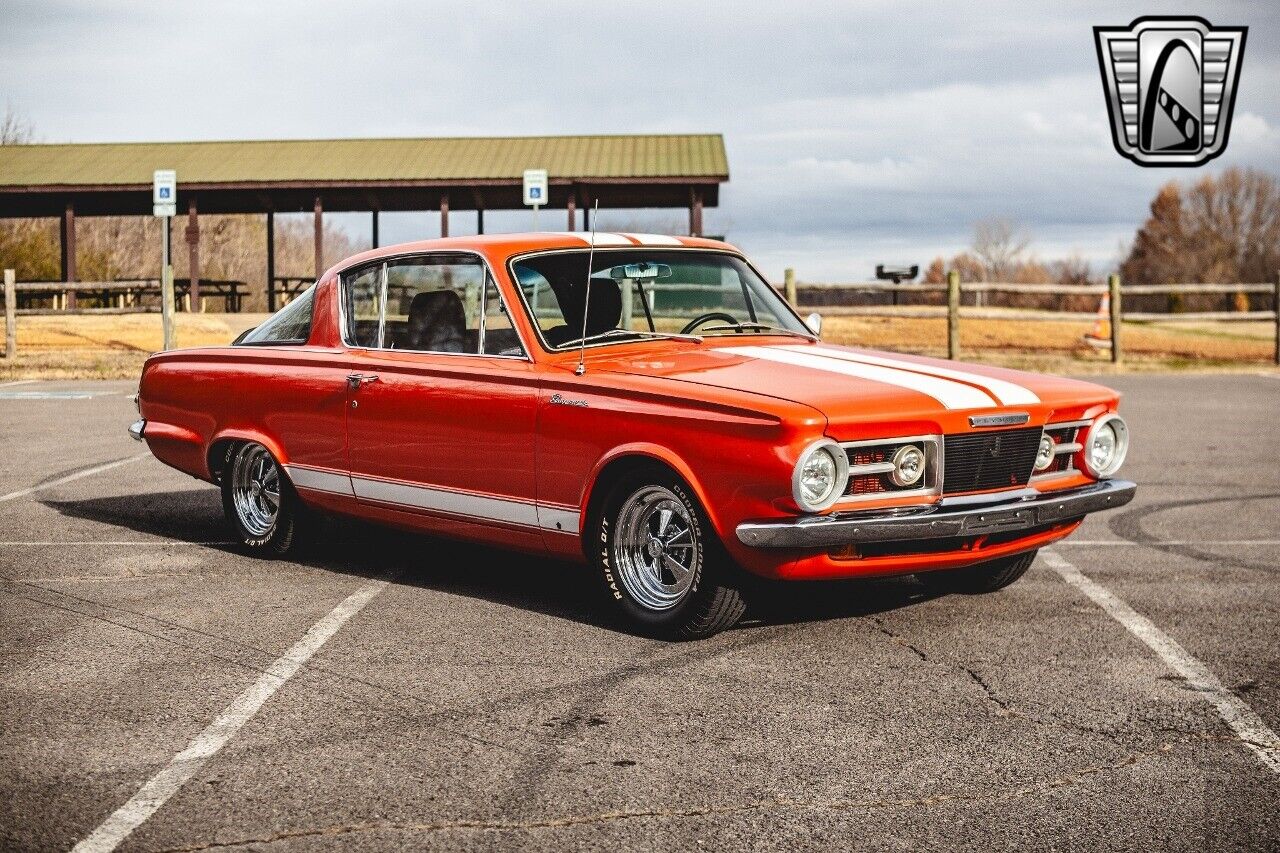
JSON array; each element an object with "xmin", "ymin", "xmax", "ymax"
[
  {"xmin": 736, "ymin": 479, "xmax": 1137, "ymax": 549},
  {"xmin": 128, "ymin": 419, "xmax": 146, "ymax": 441}
]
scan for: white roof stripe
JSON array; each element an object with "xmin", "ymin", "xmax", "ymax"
[
  {"xmin": 541, "ymin": 232, "xmax": 634, "ymax": 246},
  {"xmin": 725, "ymin": 346, "xmax": 994, "ymax": 410},
  {"xmin": 622, "ymin": 233, "xmax": 684, "ymax": 246},
  {"xmin": 789, "ymin": 346, "xmax": 1040, "ymax": 406}
]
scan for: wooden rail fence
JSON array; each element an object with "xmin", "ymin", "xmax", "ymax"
[{"xmin": 778, "ymin": 269, "xmax": 1280, "ymax": 366}]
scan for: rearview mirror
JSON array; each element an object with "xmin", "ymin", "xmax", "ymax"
[
  {"xmin": 608, "ymin": 262, "xmax": 671, "ymax": 280},
  {"xmin": 805, "ymin": 312, "xmax": 823, "ymax": 336}
]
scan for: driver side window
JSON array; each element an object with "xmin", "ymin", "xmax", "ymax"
[{"xmin": 342, "ymin": 255, "xmax": 524, "ymax": 357}]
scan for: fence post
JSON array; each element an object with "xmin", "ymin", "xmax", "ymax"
[
  {"xmin": 1274, "ymin": 271, "xmax": 1279, "ymax": 366},
  {"xmin": 4, "ymin": 269, "xmax": 15, "ymax": 361},
  {"xmin": 784, "ymin": 268, "xmax": 797, "ymax": 306},
  {"xmin": 947, "ymin": 270, "xmax": 960, "ymax": 360},
  {"xmin": 1108, "ymin": 273, "xmax": 1122, "ymax": 364}
]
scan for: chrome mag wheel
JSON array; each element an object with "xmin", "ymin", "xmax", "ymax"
[
  {"xmin": 612, "ymin": 485, "xmax": 699, "ymax": 611},
  {"xmin": 230, "ymin": 444, "xmax": 281, "ymax": 538}
]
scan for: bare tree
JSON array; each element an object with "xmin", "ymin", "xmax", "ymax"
[
  {"xmin": 0, "ymin": 103, "xmax": 34, "ymax": 145},
  {"xmin": 971, "ymin": 217, "xmax": 1032, "ymax": 281}
]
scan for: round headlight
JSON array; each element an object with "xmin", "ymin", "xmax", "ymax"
[
  {"xmin": 1034, "ymin": 434, "xmax": 1055, "ymax": 471},
  {"xmin": 792, "ymin": 439, "xmax": 849, "ymax": 511},
  {"xmin": 890, "ymin": 444, "xmax": 925, "ymax": 487},
  {"xmin": 1082, "ymin": 414, "xmax": 1129, "ymax": 478}
]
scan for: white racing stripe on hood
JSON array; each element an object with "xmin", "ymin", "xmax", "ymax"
[
  {"xmin": 780, "ymin": 345, "xmax": 1040, "ymax": 406},
  {"xmin": 725, "ymin": 346, "xmax": 995, "ymax": 410}
]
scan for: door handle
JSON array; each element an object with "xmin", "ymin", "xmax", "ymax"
[{"xmin": 347, "ymin": 373, "xmax": 380, "ymax": 389}]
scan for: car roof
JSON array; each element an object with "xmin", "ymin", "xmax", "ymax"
[{"xmin": 325, "ymin": 232, "xmax": 742, "ymax": 278}]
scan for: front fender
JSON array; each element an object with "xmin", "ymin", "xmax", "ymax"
[{"xmin": 581, "ymin": 442, "xmax": 724, "ymax": 537}]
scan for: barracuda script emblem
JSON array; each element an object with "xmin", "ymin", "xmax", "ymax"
[{"xmin": 1094, "ymin": 17, "xmax": 1247, "ymax": 167}]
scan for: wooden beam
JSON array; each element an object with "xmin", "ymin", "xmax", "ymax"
[
  {"xmin": 266, "ymin": 211, "xmax": 276, "ymax": 312},
  {"xmin": 61, "ymin": 202, "xmax": 77, "ymax": 309},
  {"xmin": 688, "ymin": 187, "xmax": 704, "ymax": 237},
  {"xmin": 440, "ymin": 194, "xmax": 449, "ymax": 238},
  {"xmin": 313, "ymin": 196, "xmax": 323, "ymax": 280},
  {"xmin": 186, "ymin": 197, "xmax": 201, "ymax": 309},
  {"xmin": 567, "ymin": 194, "xmax": 576, "ymax": 231},
  {"xmin": 371, "ymin": 209, "xmax": 379, "ymax": 248}
]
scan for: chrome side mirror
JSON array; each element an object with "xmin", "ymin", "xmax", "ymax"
[{"xmin": 805, "ymin": 312, "xmax": 823, "ymax": 336}]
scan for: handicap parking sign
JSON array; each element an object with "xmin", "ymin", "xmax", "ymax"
[
  {"xmin": 522, "ymin": 169, "xmax": 548, "ymax": 206},
  {"xmin": 158, "ymin": 187, "xmax": 171, "ymax": 199}
]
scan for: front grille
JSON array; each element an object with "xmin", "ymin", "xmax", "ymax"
[{"xmin": 943, "ymin": 426, "xmax": 1042, "ymax": 494}]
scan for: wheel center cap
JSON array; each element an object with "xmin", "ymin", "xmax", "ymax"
[{"xmin": 646, "ymin": 538, "xmax": 664, "ymax": 558}]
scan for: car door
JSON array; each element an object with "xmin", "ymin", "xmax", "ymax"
[{"xmin": 341, "ymin": 253, "xmax": 542, "ymax": 549}]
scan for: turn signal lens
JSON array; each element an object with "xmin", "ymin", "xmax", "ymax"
[
  {"xmin": 1034, "ymin": 434, "xmax": 1055, "ymax": 471},
  {"xmin": 890, "ymin": 444, "xmax": 925, "ymax": 487}
]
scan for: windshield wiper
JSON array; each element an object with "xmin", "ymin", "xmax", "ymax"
[
  {"xmin": 699, "ymin": 322, "xmax": 818, "ymax": 341},
  {"xmin": 558, "ymin": 328, "xmax": 704, "ymax": 349}
]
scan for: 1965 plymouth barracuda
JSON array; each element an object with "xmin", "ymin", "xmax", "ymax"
[{"xmin": 131, "ymin": 233, "xmax": 1135, "ymax": 638}]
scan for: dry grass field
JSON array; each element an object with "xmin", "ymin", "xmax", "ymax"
[{"xmin": 0, "ymin": 311, "xmax": 1275, "ymax": 380}]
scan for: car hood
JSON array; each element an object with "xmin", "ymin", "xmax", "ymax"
[{"xmin": 586, "ymin": 340, "xmax": 1118, "ymax": 433}]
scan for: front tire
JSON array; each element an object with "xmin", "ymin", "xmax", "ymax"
[
  {"xmin": 221, "ymin": 442, "xmax": 303, "ymax": 556},
  {"xmin": 917, "ymin": 549, "xmax": 1037, "ymax": 594},
  {"xmin": 590, "ymin": 470, "xmax": 745, "ymax": 640}
]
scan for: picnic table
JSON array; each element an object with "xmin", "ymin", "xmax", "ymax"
[{"xmin": 7, "ymin": 279, "xmax": 248, "ymax": 313}]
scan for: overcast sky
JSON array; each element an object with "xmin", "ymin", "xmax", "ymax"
[{"xmin": 1, "ymin": 0, "xmax": 1277, "ymax": 280}]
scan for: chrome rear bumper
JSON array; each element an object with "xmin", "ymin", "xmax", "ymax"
[
  {"xmin": 128, "ymin": 419, "xmax": 146, "ymax": 441},
  {"xmin": 736, "ymin": 479, "xmax": 1136, "ymax": 549}
]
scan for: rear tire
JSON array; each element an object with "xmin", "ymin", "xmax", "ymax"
[
  {"xmin": 220, "ymin": 442, "xmax": 304, "ymax": 557},
  {"xmin": 917, "ymin": 549, "xmax": 1037, "ymax": 594},
  {"xmin": 589, "ymin": 468, "xmax": 745, "ymax": 640}
]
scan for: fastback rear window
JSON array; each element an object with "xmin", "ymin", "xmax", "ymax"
[{"xmin": 237, "ymin": 286, "xmax": 315, "ymax": 345}]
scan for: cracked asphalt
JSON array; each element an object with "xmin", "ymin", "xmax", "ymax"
[{"xmin": 1, "ymin": 374, "xmax": 1278, "ymax": 852}]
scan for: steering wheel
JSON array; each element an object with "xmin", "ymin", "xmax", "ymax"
[{"xmin": 681, "ymin": 312, "xmax": 741, "ymax": 335}]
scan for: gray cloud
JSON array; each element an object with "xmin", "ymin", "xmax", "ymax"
[{"xmin": 1, "ymin": 0, "xmax": 1276, "ymax": 278}]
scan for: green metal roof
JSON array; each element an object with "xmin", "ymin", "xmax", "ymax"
[{"xmin": 0, "ymin": 134, "xmax": 728, "ymax": 188}]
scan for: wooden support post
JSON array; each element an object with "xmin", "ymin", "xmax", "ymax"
[
  {"xmin": 1108, "ymin": 273, "xmax": 1122, "ymax": 364},
  {"xmin": 313, "ymin": 197, "xmax": 324, "ymax": 281},
  {"xmin": 4, "ymin": 268, "xmax": 15, "ymax": 360},
  {"xmin": 947, "ymin": 270, "xmax": 960, "ymax": 359},
  {"xmin": 371, "ymin": 210, "xmax": 379, "ymax": 249},
  {"xmin": 477, "ymin": 206, "xmax": 484, "ymax": 235},
  {"xmin": 440, "ymin": 194, "xmax": 449, "ymax": 238},
  {"xmin": 61, "ymin": 203, "xmax": 77, "ymax": 309},
  {"xmin": 186, "ymin": 197, "xmax": 201, "ymax": 309},
  {"xmin": 784, "ymin": 268, "xmax": 797, "ymax": 306},
  {"xmin": 1273, "ymin": 271, "xmax": 1279, "ymax": 366},
  {"xmin": 567, "ymin": 195, "xmax": 576, "ymax": 231},
  {"xmin": 266, "ymin": 212, "xmax": 276, "ymax": 312},
  {"xmin": 688, "ymin": 187, "xmax": 703, "ymax": 237},
  {"xmin": 582, "ymin": 199, "xmax": 591, "ymax": 232}
]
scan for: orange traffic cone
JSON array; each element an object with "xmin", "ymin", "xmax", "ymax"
[{"xmin": 1083, "ymin": 293, "xmax": 1111, "ymax": 349}]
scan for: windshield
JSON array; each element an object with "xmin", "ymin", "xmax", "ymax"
[{"xmin": 510, "ymin": 250, "xmax": 810, "ymax": 350}]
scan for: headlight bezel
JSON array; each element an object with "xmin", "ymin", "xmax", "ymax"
[
  {"xmin": 1081, "ymin": 413, "xmax": 1129, "ymax": 479},
  {"xmin": 792, "ymin": 438, "xmax": 849, "ymax": 512}
]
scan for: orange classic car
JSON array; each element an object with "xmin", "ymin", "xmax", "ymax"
[{"xmin": 131, "ymin": 233, "xmax": 1135, "ymax": 638}]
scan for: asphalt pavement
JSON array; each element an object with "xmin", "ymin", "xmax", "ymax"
[{"xmin": 1, "ymin": 373, "xmax": 1278, "ymax": 852}]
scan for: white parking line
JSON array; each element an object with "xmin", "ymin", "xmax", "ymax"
[
  {"xmin": 0, "ymin": 453, "xmax": 149, "ymax": 503},
  {"xmin": 1042, "ymin": 550, "xmax": 1280, "ymax": 775},
  {"xmin": 0, "ymin": 378, "xmax": 37, "ymax": 387},
  {"xmin": 70, "ymin": 577, "xmax": 390, "ymax": 853},
  {"xmin": 0, "ymin": 541, "xmax": 235, "ymax": 546},
  {"xmin": 1063, "ymin": 539, "xmax": 1280, "ymax": 546}
]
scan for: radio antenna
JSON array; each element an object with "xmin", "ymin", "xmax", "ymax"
[{"xmin": 574, "ymin": 199, "xmax": 600, "ymax": 376}]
